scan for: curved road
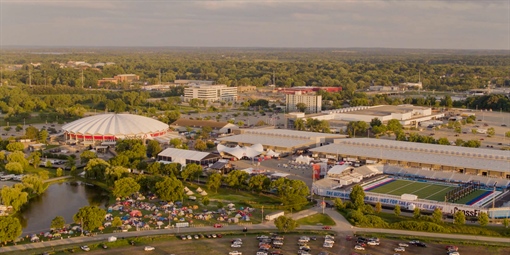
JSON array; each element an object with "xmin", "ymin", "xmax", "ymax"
[{"xmin": 1, "ymin": 207, "xmax": 509, "ymax": 253}]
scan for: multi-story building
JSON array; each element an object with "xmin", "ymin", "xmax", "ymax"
[
  {"xmin": 286, "ymin": 91, "xmax": 322, "ymax": 113},
  {"xmin": 183, "ymin": 84, "xmax": 237, "ymax": 102},
  {"xmin": 114, "ymin": 74, "xmax": 140, "ymax": 83}
]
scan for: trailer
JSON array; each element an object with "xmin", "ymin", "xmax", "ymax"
[{"xmin": 265, "ymin": 211, "xmax": 285, "ymax": 221}]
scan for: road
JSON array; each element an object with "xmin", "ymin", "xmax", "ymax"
[{"xmin": 3, "ymin": 206, "xmax": 509, "ymax": 253}]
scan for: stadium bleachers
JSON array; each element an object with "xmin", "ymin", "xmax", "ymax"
[{"xmin": 383, "ymin": 165, "xmax": 510, "ymax": 189}]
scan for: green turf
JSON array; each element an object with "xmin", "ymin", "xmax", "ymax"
[
  {"xmin": 455, "ymin": 189, "xmax": 490, "ymax": 205},
  {"xmin": 368, "ymin": 179, "xmax": 471, "ymax": 203}
]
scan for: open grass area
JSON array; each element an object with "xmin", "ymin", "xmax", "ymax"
[
  {"xmin": 296, "ymin": 213, "xmax": 336, "ymax": 226},
  {"xmin": 367, "ymin": 179, "xmax": 488, "ymax": 204}
]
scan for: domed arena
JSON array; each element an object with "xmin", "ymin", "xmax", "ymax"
[{"xmin": 62, "ymin": 113, "xmax": 169, "ymax": 142}]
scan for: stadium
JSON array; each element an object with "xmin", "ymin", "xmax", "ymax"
[
  {"xmin": 61, "ymin": 113, "xmax": 169, "ymax": 143},
  {"xmin": 313, "ymin": 164, "xmax": 510, "ymax": 219}
]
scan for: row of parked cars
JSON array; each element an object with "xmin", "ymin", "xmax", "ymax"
[
  {"xmin": 354, "ymin": 236, "xmax": 379, "ymax": 251},
  {"xmin": 255, "ymin": 234, "xmax": 285, "ymax": 255},
  {"xmin": 180, "ymin": 233, "xmax": 222, "ymax": 240}
]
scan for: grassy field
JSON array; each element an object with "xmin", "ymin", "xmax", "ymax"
[
  {"xmin": 367, "ymin": 179, "xmax": 490, "ymax": 204},
  {"xmin": 297, "ymin": 213, "xmax": 336, "ymax": 226}
]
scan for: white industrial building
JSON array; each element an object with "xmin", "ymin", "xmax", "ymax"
[
  {"xmin": 310, "ymin": 138, "xmax": 510, "ymax": 179},
  {"xmin": 216, "ymin": 128, "xmax": 346, "ymax": 153},
  {"xmin": 157, "ymin": 148, "xmax": 221, "ymax": 166},
  {"xmin": 285, "ymin": 91, "xmax": 322, "ymax": 114},
  {"xmin": 183, "ymin": 84, "xmax": 237, "ymax": 102},
  {"xmin": 302, "ymin": 105, "xmax": 445, "ymax": 127}
]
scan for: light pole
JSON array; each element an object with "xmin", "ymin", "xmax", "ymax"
[{"xmin": 261, "ymin": 206, "xmax": 264, "ymax": 223}]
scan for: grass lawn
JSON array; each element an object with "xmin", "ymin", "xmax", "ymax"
[{"xmin": 297, "ymin": 213, "xmax": 336, "ymax": 226}]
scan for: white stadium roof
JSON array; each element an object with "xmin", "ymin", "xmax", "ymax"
[
  {"xmin": 62, "ymin": 114, "xmax": 169, "ymax": 136},
  {"xmin": 310, "ymin": 138, "xmax": 510, "ymax": 173}
]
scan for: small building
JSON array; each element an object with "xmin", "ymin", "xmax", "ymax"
[{"xmin": 157, "ymin": 148, "xmax": 221, "ymax": 166}]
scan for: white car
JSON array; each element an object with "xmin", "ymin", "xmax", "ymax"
[
  {"xmin": 229, "ymin": 251, "xmax": 242, "ymax": 255},
  {"xmin": 323, "ymin": 243, "xmax": 333, "ymax": 248},
  {"xmin": 231, "ymin": 244, "xmax": 242, "ymax": 248},
  {"xmin": 398, "ymin": 243, "xmax": 409, "ymax": 247},
  {"xmin": 448, "ymin": 252, "xmax": 460, "ymax": 255},
  {"xmin": 367, "ymin": 240, "xmax": 379, "ymax": 246},
  {"xmin": 80, "ymin": 246, "xmax": 90, "ymax": 251},
  {"xmin": 354, "ymin": 245, "xmax": 365, "ymax": 251},
  {"xmin": 394, "ymin": 247, "xmax": 405, "ymax": 252},
  {"xmin": 144, "ymin": 246, "xmax": 155, "ymax": 251}
]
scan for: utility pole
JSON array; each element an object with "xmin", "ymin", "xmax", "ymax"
[
  {"xmin": 261, "ymin": 206, "xmax": 264, "ymax": 223},
  {"xmin": 81, "ymin": 69, "xmax": 84, "ymax": 87},
  {"xmin": 28, "ymin": 69, "xmax": 32, "ymax": 86},
  {"xmin": 322, "ymin": 197, "xmax": 325, "ymax": 214}
]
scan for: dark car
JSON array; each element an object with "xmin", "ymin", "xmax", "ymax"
[
  {"xmin": 101, "ymin": 244, "xmax": 108, "ymax": 249},
  {"xmin": 129, "ymin": 240, "xmax": 135, "ymax": 246},
  {"xmin": 417, "ymin": 242, "xmax": 427, "ymax": 247}
]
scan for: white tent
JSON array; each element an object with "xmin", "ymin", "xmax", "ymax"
[
  {"xmin": 196, "ymin": 187, "xmax": 203, "ymax": 192},
  {"xmin": 108, "ymin": 236, "xmax": 117, "ymax": 242},
  {"xmin": 186, "ymin": 190, "xmax": 194, "ymax": 195},
  {"xmin": 200, "ymin": 191, "xmax": 208, "ymax": 196},
  {"xmin": 295, "ymin": 155, "xmax": 312, "ymax": 164},
  {"xmin": 217, "ymin": 143, "xmax": 264, "ymax": 159},
  {"xmin": 265, "ymin": 150, "xmax": 280, "ymax": 157}
]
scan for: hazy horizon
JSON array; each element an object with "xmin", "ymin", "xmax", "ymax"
[{"xmin": 1, "ymin": 0, "xmax": 509, "ymax": 50}]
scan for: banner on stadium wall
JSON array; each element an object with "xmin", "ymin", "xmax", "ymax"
[{"xmin": 316, "ymin": 187, "xmax": 488, "ymax": 217}]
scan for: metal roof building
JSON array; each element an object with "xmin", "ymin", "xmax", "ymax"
[
  {"xmin": 310, "ymin": 138, "xmax": 510, "ymax": 178},
  {"xmin": 157, "ymin": 148, "xmax": 221, "ymax": 166},
  {"xmin": 217, "ymin": 129, "xmax": 347, "ymax": 153}
]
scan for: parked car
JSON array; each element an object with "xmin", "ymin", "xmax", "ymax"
[
  {"xmin": 229, "ymin": 252, "xmax": 242, "ymax": 255},
  {"xmin": 398, "ymin": 243, "xmax": 409, "ymax": 247},
  {"xmin": 322, "ymin": 226, "xmax": 331, "ymax": 230},
  {"xmin": 417, "ymin": 242, "xmax": 427, "ymax": 247},
  {"xmin": 354, "ymin": 245, "xmax": 365, "ymax": 251},
  {"xmin": 80, "ymin": 246, "xmax": 90, "ymax": 251},
  {"xmin": 394, "ymin": 247, "xmax": 405, "ymax": 252},
  {"xmin": 231, "ymin": 244, "xmax": 242, "ymax": 248},
  {"xmin": 446, "ymin": 245, "xmax": 458, "ymax": 251},
  {"xmin": 448, "ymin": 252, "xmax": 460, "ymax": 255},
  {"xmin": 367, "ymin": 240, "xmax": 379, "ymax": 246},
  {"xmin": 101, "ymin": 244, "xmax": 108, "ymax": 249},
  {"xmin": 213, "ymin": 223, "xmax": 223, "ymax": 228},
  {"xmin": 194, "ymin": 234, "xmax": 199, "ymax": 240}
]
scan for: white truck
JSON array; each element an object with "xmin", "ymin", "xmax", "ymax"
[{"xmin": 265, "ymin": 211, "xmax": 284, "ymax": 221}]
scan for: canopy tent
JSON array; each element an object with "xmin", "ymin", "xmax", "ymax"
[
  {"xmin": 265, "ymin": 150, "xmax": 280, "ymax": 157},
  {"xmin": 295, "ymin": 155, "xmax": 312, "ymax": 164},
  {"xmin": 217, "ymin": 143, "xmax": 264, "ymax": 159},
  {"xmin": 130, "ymin": 210, "xmax": 142, "ymax": 217}
]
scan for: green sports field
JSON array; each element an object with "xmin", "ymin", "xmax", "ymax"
[{"xmin": 366, "ymin": 179, "xmax": 488, "ymax": 204}]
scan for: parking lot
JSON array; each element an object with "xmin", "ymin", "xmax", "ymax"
[{"xmin": 72, "ymin": 233, "xmax": 510, "ymax": 255}]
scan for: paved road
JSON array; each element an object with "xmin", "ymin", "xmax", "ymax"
[{"xmin": 43, "ymin": 176, "xmax": 73, "ymax": 183}]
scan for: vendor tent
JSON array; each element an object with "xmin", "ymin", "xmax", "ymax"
[
  {"xmin": 130, "ymin": 210, "xmax": 142, "ymax": 217},
  {"xmin": 265, "ymin": 150, "xmax": 280, "ymax": 157},
  {"xmin": 108, "ymin": 236, "xmax": 117, "ymax": 242},
  {"xmin": 295, "ymin": 155, "xmax": 312, "ymax": 164}
]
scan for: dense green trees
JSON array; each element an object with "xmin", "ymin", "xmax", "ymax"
[
  {"xmin": 206, "ymin": 172, "xmax": 222, "ymax": 193},
  {"xmin": 155, "ymin": 176, "xmax": 184, "ymax": 202},
  {"xmin": 349, "ymin": 185, "xmax": 366, "ymax": 210},
  {"xmin": 453, "ymin": 211, "xmax": 466, "ymax": 225},
  {"xmin": 113, "ymin": 177, "xmax": 140, "ymax": 198},
  {"xmin": 274, "ymin": 216, "xmax": 299, "ymax": 233},
  {"xmin": 73, "ymin": 206, "xmax": 106, "ymax": 232},
  {"xmin": 50, "ymin": 216, "xmax": 66, "ymax": 229},
  {"xmin": 0, "ymin": 216, "xmax": 22, "ymax": 244},
  {"xmin": 271, "ymin": 179, "xmax": 309, "ymax": 211},
  {"xmin": 1, "ymin": 185, "xmax": 28, "ymax": 212}
]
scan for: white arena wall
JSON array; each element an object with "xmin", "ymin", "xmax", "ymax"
[{"xmin": 314, "ymin": 187, "xmax": 490, "ymax": 218}]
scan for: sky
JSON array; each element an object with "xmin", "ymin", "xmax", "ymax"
[{"xmin": 0, "ymin": 0, "xmax": 509, "ymax": 49}]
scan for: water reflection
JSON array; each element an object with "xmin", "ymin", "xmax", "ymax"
[{"xmin": 19, "ymin": 182, "xmax": 109, "ymax": 234}]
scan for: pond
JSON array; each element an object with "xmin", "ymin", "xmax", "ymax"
[{"xmin": 19, "ymin": 181, "xmax": 109, "ymax": 234}]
